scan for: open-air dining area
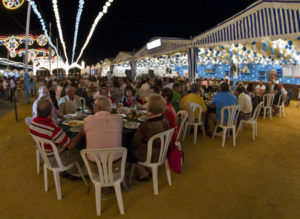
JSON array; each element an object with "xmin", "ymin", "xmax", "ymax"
[{"xmin": 1, "ymin": 0, "xmax": 300, "ymax": 218}]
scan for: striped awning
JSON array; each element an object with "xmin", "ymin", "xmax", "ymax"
[{"xmin": 193, "ymin": 0, "xmax": 300, "ymax": 47}]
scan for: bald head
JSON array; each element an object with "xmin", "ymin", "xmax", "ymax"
[{"xmin": 37, "ymin": 97, "xmax": 52, "ymax": 118}]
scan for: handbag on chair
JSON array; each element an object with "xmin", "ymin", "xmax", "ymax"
[{"xmin": 168, "ymin": 140, "xmax": 183, "ymax": 174}]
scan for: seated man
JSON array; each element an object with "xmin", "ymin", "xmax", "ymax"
[
  {"xmin": 30, "ymin": 97, "xmax": 85, "ymax": 177},
  {"xmin": 84, "ymin": 96, "xmax": 122, "ymax": 162},
  {"xmin": 58, "ymin": 85, "xmax": 81, "ymax": 115},
  {"xmin": 255, "ymin": 80, "xmax": 266, "ymax": 96},
  {"xmin": 180, "ymin": 83, "xmax": 207, "ymax": 119},
  {"xmin": 207, "ymin": 83, "xmax": 238, "ymax": 136},
  {"xmin": 32, "ymin": 86, "xmax": 63, "ymax": 123},
  {"xmin": 235, "ymin": 86, "xmax": 252, "ymax": 125}
]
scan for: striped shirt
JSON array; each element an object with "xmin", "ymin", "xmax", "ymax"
[{"xmin": 30, "ymin": 117, "xmax": 71, "ymax": 155}]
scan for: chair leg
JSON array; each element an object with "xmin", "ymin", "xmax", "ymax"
[
  {"xmin": 221, "ymin": 128, "xmax": 227, "ymax": 147},
  {"xmin": 165, "ymin": 160, "xmax": 172, "ymax": 186},
  {"xmin": 263, "ymin": 108, "xmax": 266, "ymax": 119},
  {"xmin": 232, "ymin": 127, "xmax": 236, "ymax": 146},
  {"xmin": 128, "ymin": 164, "xmax": 135, "ymax": 185},
  {"xmin": 75, "ymin": 162, "xmax": 87, "ymax": 185},
  {"xmin": 193, "ymin": 125, "xmax": 197, "ymax": 144},
  {"xmin": 201, "ymin": 124, "xmax": 206, "ymax": 137},
  {"xmin": 283, "ymin": 107, "xmax": 285, "ymax": 118},
  {"xmin": 255, "ymin": 122, "xmax": 258, "ymax": 137},
  {"xmin": 36, "ymin": 149, "xmax": 40, "ymax": 174},
  {"xmin": 212, "ymin": 126, "xmax": 218, "ymax": 139},
  {"xmin": 270, "ymin": 108, "xmax": 272, "ymax": 119},
  {"xmin": 53, "ymin": 171, "xmax": 62, "ymax": 200},
  {"xmin": 151, "ymin": 166, "xmax": 159, "ymax": 195},
  {"xmin": 236, "ymin": 120, "xmax": 244, "ymax": 136},
  {"xmin": 95, "ymin": 185, "xmax": 101, "ymax": 216},
  {"xmin": 114, "ymin": 183, "xmax": 125, "ymax": 215},
  {"xmin": 44, "ymin": 164, "xmax": 48, "ymax": 192},
  {"xmin": 182, "ymin": 123, "xmax": 188, "ymax": 141}
]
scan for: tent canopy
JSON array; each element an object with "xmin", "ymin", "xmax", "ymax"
[
  {"xmin": 135, "ymin": 37, "xmax": 192, "ymax": 59},
  {"xmin": 193, "ymin": 0, "xmax": 300, "ymax": 47},
  {"xmin": 113, "ymin": 51, "xmax": 134, "ymax": 64}
]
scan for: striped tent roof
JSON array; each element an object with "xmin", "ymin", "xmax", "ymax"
[{"xmin": 192, "ymin": 0, "xmax": 300, "ymax": 47}]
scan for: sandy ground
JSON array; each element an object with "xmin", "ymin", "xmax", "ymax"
[{"xmin": 0, "ymin": 101, "xmax": 300, "ymax": 219}]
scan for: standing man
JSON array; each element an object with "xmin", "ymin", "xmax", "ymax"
[{"xmin": 10, "ymin": 77, "xmax": 16, "ymax": 102}]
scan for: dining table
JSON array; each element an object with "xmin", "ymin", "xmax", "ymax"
[{"xmin": 59, "ymin": 107, "xmax": 148, "ymax": 150}]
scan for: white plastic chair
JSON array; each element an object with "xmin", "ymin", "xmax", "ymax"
[
  {"xmin": 81, "ymin": 148, "xmax": 127, "ymax": 216},
  {"xmin": 30, "ymin": 134, "xmax": 87, "ymax": 200},
  {"xmin": 25, "ymin": 117, "xmax": 42, "ymax": 174},
  {"xmin": 176, "ymin": 110, "xmax": 188, "ymax": 148},
  {"xmin": 263, "ymin": 94, "xmax": 274, "ymax": 119},
  {"xmin": 274, "ymin": 94, "xmax": 285, "ymax": 118},
  {"xmin": 212, "ymin": 105, "xmax": 240, "ymax": 147},
  {"xmin": 237, "ymin": 102, "xmax": 263, "ymax": 140},
  {"xmin": 129, "ymin": 128, "xmax": 174, "ymax": 195},
  {"xmin": 183, "ymin": 103, "xmax": 205, "ymax": 144}
]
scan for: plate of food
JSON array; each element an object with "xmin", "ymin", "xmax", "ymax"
[
  {"xmin": 124, "ymin": 121, "xmax": 140, "ymax": 129},
  {"xmin": 69, "ymin": 126, "xmax": 81, "ymax": 132},
  {"xmin": 138, "ymin": 114, "xmax": 148, "ymax": 122},
  {"xmin": 67, "ymin": 120, "xmax": 84, "ymax": 127}
]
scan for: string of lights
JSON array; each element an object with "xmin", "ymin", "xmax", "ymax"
[
  {"xmin": 71, "ymin": 0, "xmax": 84, "ymax": 64},
  {"xmin": 52, "ymin": 0, "xmax": 69, "ymax": 63},
  {"xmin": 75, "ymin": 0, "xmax": 114, "ymax": 63},
  {"xmin": 27, "ymin": 0, "xmax": 61, "ymax": 60}
]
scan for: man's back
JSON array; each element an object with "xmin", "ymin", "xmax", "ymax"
[
  {"xmin": 213, "ymin": 92, "xmax": 237, "ymax": 122},
  {"xmin": 84, "ymin": 111, "xmax": 122, "ymax": 161}
]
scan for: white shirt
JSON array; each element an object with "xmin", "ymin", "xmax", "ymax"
[
  {"xmin": 255, "ymin": 84, "xmax": 265, "ymax": 95},
  {"xmin": 3, "ymin": 80, "xmax": 8, "ymax": 89},
  {"xmin": 10, "ymin": 79, "xmax": 15, "ymax": 88},
  {"xmin": 238, "ymin": 93, "xmax": 253, "ymax": 114},
  {"xmin": 140, "ymin": 82, "xmax": 150, "ymax": 100}
]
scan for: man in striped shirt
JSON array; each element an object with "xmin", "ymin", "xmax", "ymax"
[{"xmin": 30, "ymin": 97, "xmax": 85, "ymax": 176}]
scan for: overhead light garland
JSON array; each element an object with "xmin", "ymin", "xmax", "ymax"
[
  {"xmin": 27, "ymin": 0, "xmax": 60, "ymax": 60},
  {"xmin": 52, "ymin": 0, "xmax": 68, "ymax": 63},
  {"xmin": 71, "ymin": 0, "xmax": 84, "ymax": 64},
  {"xmin": 75, "ymin": 0, "xmax": 114, "ymax": 63}
]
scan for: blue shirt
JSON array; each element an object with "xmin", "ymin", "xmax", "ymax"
[{"xmin": 213, "ymin": 92, "xmax": 238, "ymax": 122}]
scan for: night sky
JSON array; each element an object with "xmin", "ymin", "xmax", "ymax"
[{"xmin": 0, "ymin": 0, "xmax": 256, "ymax": 65}]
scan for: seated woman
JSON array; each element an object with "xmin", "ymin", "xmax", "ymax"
[
  {"xmin": 129, "ymin": 94, "xmax": 170, "ymax": 181},
  {"xmin": 122, "ymin": 85, "xmax": 144, "ymax": 107},
  {"xmin": 273, "ymin": 84, "xmax": 282, "ymax": 114},
  {"xmin": 161, "ymin": 88, "xmax": 179, "ymax": 143},
  {"xmin": 93, "ymin": 86, "xmax": 114, "ymax": 103}
]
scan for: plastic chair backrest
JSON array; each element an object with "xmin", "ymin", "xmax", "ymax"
[
  {"xmin": 251, "ymin": 102, "xmax": 263, "ymax": 121},
  {"xmin": 144, "ymin": 128, "xmax": 174, "ymax": 165},
  {"xmin": 220, "ymin": 105, "xmax": 240, "ymax": 126},
  {"xmin": 176, "ymin": 110, "xmax": 188, "ymax": 141},
  {"xmin": 263, "ymin": 94, "xmax": 274, "ymax": 107},
  {"xmin": 80, "ymin": 148, "xmax": 127, "ymax": 186},
  {"xmin": 25, "ymin": 117, "xmax": 32, "ymax": 127},
  {"xmin": 183, "ymin": 103, "xmax": 203, "ymax": 123},
  {"xmin": 275, "ymin": 94, "xmax": 283, "ymax": 107},
  {"xmin": 30, "ymin": 134, "xmax": 64, "ymax": 170}
]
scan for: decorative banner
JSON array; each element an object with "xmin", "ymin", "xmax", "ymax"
[
  {"xmin": 2, "ymin": 0, "xmax": 25, "ymax": 10},
  {"xmin": 0, "ymin": 34, "xmax": 48, "ymax": 58},
  {"xmin": 37, "ymin": 34, "xmax": 48, "ymax": 46}
]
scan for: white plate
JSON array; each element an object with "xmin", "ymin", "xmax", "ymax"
[
  {"xmin": 69, "ymin": 127, "xmax": 81, "ymax": 132},
  {"xmin": 119, "ymin": 114, "xmax": 127, "ymax": 118},
  {"xmin": 138, "ymin": 116, "xmax": 147, "ymax": 122},
  {"xmin": 124, "ymin": 122, "xmax": 140, "ymax": 129},
  {"xmin": 61, "ymin": 121, "xmax": 69, "ymax": 126}
]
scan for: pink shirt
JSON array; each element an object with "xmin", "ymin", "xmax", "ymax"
[{"xmin": 84, "ymin": 111, "xmax": 122, "ymax": 161}]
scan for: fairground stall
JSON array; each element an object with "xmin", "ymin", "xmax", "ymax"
[
  {"xmin": 112, "ymin": 51, "xmax": 134, "ymax": 77},
  {"xmin": 191, "ymin": 0, "xmax": 300, "ymax": 85},
  {"xmin": 133, "ymin": 37, "xmax": 193, "ymax": 78}
]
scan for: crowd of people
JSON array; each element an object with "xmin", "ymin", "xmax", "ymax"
[{"xmin": 28, "ymin": 73, "xmax": 289, "ymax": 181}]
